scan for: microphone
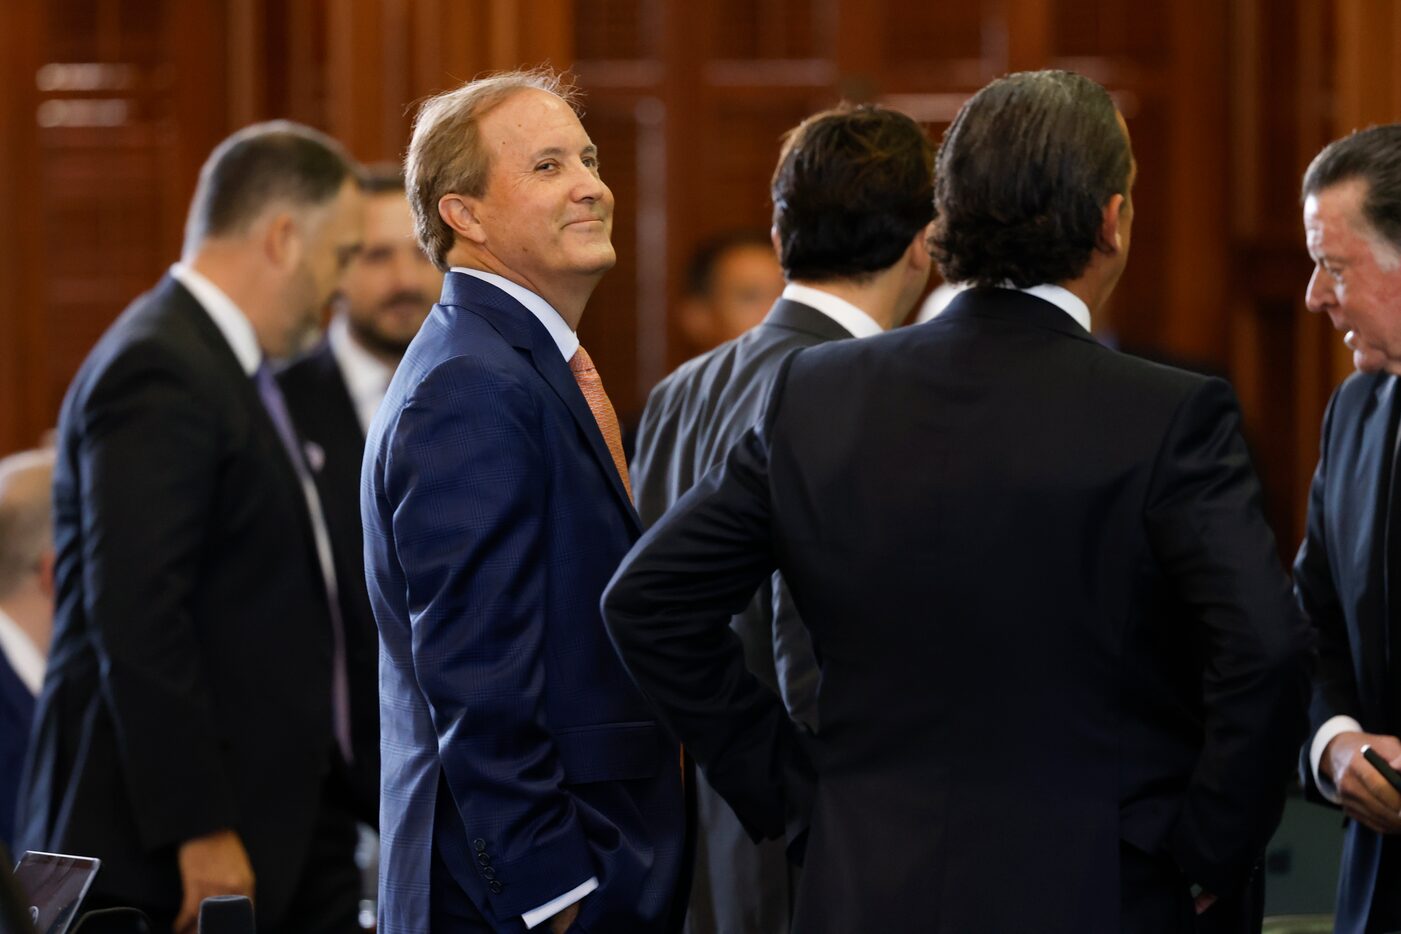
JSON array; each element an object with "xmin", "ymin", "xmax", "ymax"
[{"xmin": 197, "ymin": 895, "xmax": 255, "ymax": 934}]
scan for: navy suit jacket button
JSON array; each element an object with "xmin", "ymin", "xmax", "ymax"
[
  {"xmin": 472, "ymin": 838, "xmax": 487, "ymax": 852},
  {"xmin": 488, "ymin": 880, "xmax": 504, "ymax": 894},
  {"xmin": 477, "ymin": 852, "xmax": 491, "ymax": 866}
]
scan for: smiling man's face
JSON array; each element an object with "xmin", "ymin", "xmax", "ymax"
[{"xmin": 466, "ymin": 88, "xmax": 616, "ymax": 297}]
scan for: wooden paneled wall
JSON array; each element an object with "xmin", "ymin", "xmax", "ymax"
[{"xmin": 0, "ymin": 0, "xmax": 1392, "ymax": 550}]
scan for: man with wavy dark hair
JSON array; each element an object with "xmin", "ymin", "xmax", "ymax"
[
  {"xmin": 602, "ymin": 70, "xmax": 1311, "ymax": 933},
  {"xmin": 631, "ymin": 103, "xmax": 934, "ymax": 934}
]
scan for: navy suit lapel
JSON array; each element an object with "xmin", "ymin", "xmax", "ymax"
[
  {"xmin": 443, "ymin": 273, "xmax": 642, "ymax": 533},
  {"xmin": 1345, "ymin": 374, "xmax": 1396, "ymax": 718}
]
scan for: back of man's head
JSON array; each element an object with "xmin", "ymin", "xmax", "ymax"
[
  {"xmin": 932, "ymin": 70, "xmax": 1131, "ymax": 288},
  {"xmin": 183, "ymin": 120, "xmax": 357, "ymax": 257},
  {"xmin": 1303, "ymin": 124, "xmax": 1401, "ymax": 254},
  {"xmin": 0, "ymin": 449, "xmax": 55, "ymax": 602},
  {"xmin": 405, "ymin": 67, "xmax": 578, "ymax": 271},
  {"xmin": 771, "ymin": 104, "xmax": 934, "ymax": 283}
]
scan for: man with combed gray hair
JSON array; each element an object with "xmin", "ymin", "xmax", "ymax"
[
  {"xmin": 366, "ymin": 69, "xmax": 684, "ymax": 933},
  {"xmin": 0, "ymin": 447, "xmax": 55, "ymax": 854},
  {"xmin": 1296, "ymin": 123, "xmax": 1401, "ymax": 934}
]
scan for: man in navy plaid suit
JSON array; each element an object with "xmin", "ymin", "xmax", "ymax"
[{"xmin": 362, "ymin": 69, "xmax": 685, "ymax": 934}]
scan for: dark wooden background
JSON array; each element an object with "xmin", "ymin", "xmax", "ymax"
[{"xmin": 1, "ymin": 0, "xmax": 1396, "ymax": 549}]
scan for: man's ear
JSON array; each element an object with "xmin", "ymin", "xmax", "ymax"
[
  {"xmin": 908, "ymin": 221, "xmax": 935, "ymax": 273},
  {"xmin": 262, "ymin": 211, "xmax": 301, "ymax": 271},
  {"xmin": 440, "ymin": 194, "xmax": 487, "ymax": 245},
  {"xmin": 1096, "ymin": 193, "xmax": 1126, "ymax": 255}
]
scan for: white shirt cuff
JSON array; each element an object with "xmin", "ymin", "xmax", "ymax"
[
  {"xmin": 1311, "ymin": 715, "xmax": 1363, "ymax": 804},
  {"xmin": 521, "ymin": 876, "xmax": 598, "ymax": 929}
]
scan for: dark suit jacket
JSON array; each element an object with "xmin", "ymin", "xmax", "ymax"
[
  {"xmin": 16, "ymin": 274, "xmax": 337, "ymax": 927},
  {"xmin": 604, "ymin": 287, "xmax": 1313, "ymax": 933},
  {"xmin": 633, "ymin": 299, "xmax": 850, "ymax": 725},
  {"xmin": 277, "ymin": 340, "xmax": 380, "ymax": 823},
  {"xmin": 0, "ymin": 647, "xmax": 33, "ymax": 852},
  {"xmin": 363, "ymin": 271, "xmax": 685, "ymax": 934},
  {"xmin": 631, "ymin": 299, "xmax": 847, "ymax": 934},
  {"xmin": 1295, "ymin": 371, "xmax": 1401, "ymax": 934}
]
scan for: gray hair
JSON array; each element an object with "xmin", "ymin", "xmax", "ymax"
[{"xmin": 405, "ymin": 67, "xmax": 580, "ymax": 271}]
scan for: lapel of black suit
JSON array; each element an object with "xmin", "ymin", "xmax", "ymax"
[
  {"xmin": 442, "ymin": 272, "xmax": 642, "ymax": 533},
  {"xmin": 162, "ymin": 275, "xmax": 319, "ymax": 543},
  {"xmin": 761, "ymin": 299, "xmax": 857, "ymax": 342},
  {"xmin": 297, "ymin": 341, "xmax": 368, "ymax": 474},
  {"xmin": 1373, "ymin": 375, "xmax": 1401, "ymax": 714},
  {"xmin": 1326, "ymin": 373, "xmax": 1393, "ymax": 718}
]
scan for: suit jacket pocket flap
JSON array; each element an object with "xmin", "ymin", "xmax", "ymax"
[{"xmin": 554, "ymin": 721, "xmax": 663, "ymax": 784}]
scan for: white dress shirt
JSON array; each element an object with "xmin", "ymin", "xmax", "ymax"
[
  {"xmin": 447, "ymin": 267, "xmax": 599, "ymax": 928},
  {"xmin": 327, "ymin": 315, "xmax": 395, "ymax": 433},
  {"xmin": 1012, "ymin": 283, "xmax": 1092, "ymax": 333},
  {"xmin": 782, "ymin": 283, "xmax": 884, "ymax": 338},
  {"xmin": 1310, "ymin": 715, "xmax": 1362, "ymax": 803},
  {"xmin": 170, "ymin": 263, "xmax": 261, "ymax": 376},
  {"xmin": 0, "ymin": 607, "xmax": 44, "ymax": 696}
]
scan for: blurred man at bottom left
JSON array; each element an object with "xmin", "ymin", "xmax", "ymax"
[
  {"xmin": 0, "ymin": 447, "xmax": 55, "ymax": 854},
  {"xmin": 16, "ymin": 121, "xmax": 365, "ymax": 934}
]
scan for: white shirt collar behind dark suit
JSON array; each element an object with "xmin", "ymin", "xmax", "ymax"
[{"xmin": 170, "ymin": 263, "xmax": 262, "ymax": 375}]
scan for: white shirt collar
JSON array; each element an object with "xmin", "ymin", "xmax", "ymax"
[
  {"xmin": 450, "ymin": 268, "xmax": 579, "ymax": 361},
  {"xmin": 1011, "ymin": 283, "xmax": 1092, "ymax": 333},
  {"xmin": 781, "ymin": 283, "xmax": 884, "ymax": 338},
  {"xmin": 327, "ymin": 315, "xmax": 395, "ymax": 433},
  {"xmin": 170, "ymin": 263, "xmax": 262, "ymax": 375},
  {"xmin": 0, "ymin": 607, "xmax": 44, "ymax": 696}
]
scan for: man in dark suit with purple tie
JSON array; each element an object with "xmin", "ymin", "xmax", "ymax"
[
  {"xmin": 17, "ymin": 122, "xmax": 367, "ymax": 933},
  {"xmin": 364, "ymin": 69, "xmax": 684, "ymax": 934}
]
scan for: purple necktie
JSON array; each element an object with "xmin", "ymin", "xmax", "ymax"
[{"xmin": 254, "ymin": 362, "xmax": 354, "ymax": 764}]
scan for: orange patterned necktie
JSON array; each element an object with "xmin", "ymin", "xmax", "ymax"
[{"xmin": 568, "ymin": 344, "xmax": 633, "ymax": 501}]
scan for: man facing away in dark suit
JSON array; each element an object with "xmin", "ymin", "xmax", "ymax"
[
  {"xmin": 363, "ymin": 69, "xmax": 685, "ymax": 934},
  {"xmin": 0, "ymin": 448, "xmax": 55, "ymax": 854},
  {"xmin": 278, "ymin": 165, "xmax": 441, "ymax": 825},
  {"xmin": 1295, "ymin": 124, "xmax": 1401, "ymax": 934},
  {"xmin": 17, "ymin": 122, "xmax": 367, "ymax": 934},
  {"xmin": 603, "ymin": 69, "xmax": 1313, "ymax": 934},
  {"xmin": 630, "ymin": 104, "xmax": 935, "ymax": 934}
]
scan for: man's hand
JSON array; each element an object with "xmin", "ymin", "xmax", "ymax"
[
  {"xmin": 1322, "ymin": 731, "xmax": 1401, "ymax": 834},
  {"xmin": 173, "ymin": 829, "xmax": 255, "ymax": 934},
  {"xmin": 547, "ymin": 900, "xmax": 581, "ymax": 934}
]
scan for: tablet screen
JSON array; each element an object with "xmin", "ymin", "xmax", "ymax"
[{"xmin": 11, "ymin": 852, "xmax": 101, "ymax": 934}]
